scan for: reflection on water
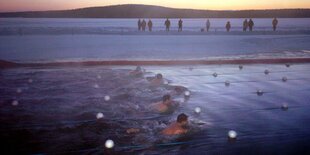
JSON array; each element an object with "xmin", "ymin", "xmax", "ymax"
[{"xmin": 1, "ymin": 64, "xmax": 310, "ymax": 154}]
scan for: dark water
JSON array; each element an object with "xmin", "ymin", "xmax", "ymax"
[{"xmin": 1, "ymin": 64, "xmax": 310, "ymax": 154}]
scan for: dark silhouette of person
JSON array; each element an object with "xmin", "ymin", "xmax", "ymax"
[
  {"xmin": 226, "ymin": 21, "xmax": 231, "ymax": 32},
  {"xmin": 243, "ymin": 19, "xmax": 248, "ymax": 32},
  {"xmin": 248, "ymin": 19, "xmax": 254, "ymax": 31},
  {"xmin": 138, "ymin": 19, "xmax": 142, "ymax": 31},
  {"xmin": 141, "ymin": 19, "xmax": 146, "ymax": 31},
  {"xmin": 206, "ymin": 19, "xmax": 211, "ymax": 32},
  {"xmin": 178, "ymin": 19, "xmax": 183, "ymax": 32},
  {"xmin": 148, "ymin": 19, "xmax": 153, "ymax": 32},
  {"xmin": 165, "ymin": 18, "xmax": 171, "ymax": 32},
  {"xmin": 272, "ymin": 18, "xmax": 278, "ymax": 31}
]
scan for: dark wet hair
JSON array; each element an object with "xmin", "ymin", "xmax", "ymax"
[
  {"xmin": 156, "ymin": 74, "xmax": 163, "ymax": 79},
  {"xmin": 163, "ymin": 94, "xmax": 171, "ymax": 102},
  {"xmin": 177, "ymin": 113, "xmax": 188, "ymax": 123}
]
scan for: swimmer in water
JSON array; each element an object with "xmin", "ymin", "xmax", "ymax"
[
  {"xmin": 162, "ymin": 113, "xmax": 189, "ymax": 135},
  {"xmin": 150, "ymin": 94, "xmax": 178, "ymax": 114},
  {"xmin": 129, "ymin": 66, "xmax": 144, "ymax": 77},
  {"xmin": 150, "ymin": 73, "xmax": 164, "ymax": 85}
]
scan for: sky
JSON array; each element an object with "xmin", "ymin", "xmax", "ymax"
[{"xmin": 0, "ymin": 0, "xmax": 309, "ymax": 12}]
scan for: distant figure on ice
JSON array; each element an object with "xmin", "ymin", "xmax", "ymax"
[
  {"xmin": 272, "ymin": 18, "xmax": 278, "ymax": 31},
  {"xmin": 243, "ymin": 19, "xmax": 248, "ymax": 31},
  {"xmin": 162, "ymin": 113, "xmax": 189, "ymax": 135},
  {"xmin": 226, "ymin": 21, "xmax": 231, "ymax": 32},
  {"xmin": 248, "ymin": 19, "xmax": 254, "ymax": 31},
  {"xmin": 206, "ymin": 19, "xmax": 211, "ymax": 32},
  {"xmin": 150, "ymin": 94, "xmax": 179, "ymax": 114},
  {"xmin": 178, "ymin": 19, "xmax": 183, "ymax": 32},
  {"xmin": 165, "ymin": 18, "xmax": 171, "ymax": 32},
  {"xmin": 148, "ymin": 19, "xmax": 153, "ymax": 32},
  {"xmin": 138, "ymin": 19, "xmax": 142, "ymax": 31},
  {"xmin": 141, "ymin": 19, "xmax": 147, "ymax": 31}
]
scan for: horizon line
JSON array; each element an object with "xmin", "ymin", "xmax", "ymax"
[{"xmin": 1, "ymin": 4, "xmax": 310, "ymax": 13}]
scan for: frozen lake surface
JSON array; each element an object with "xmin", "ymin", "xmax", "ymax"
[{"xmin": 0, "ymin": 18, "xmax": 310, "ymax": 62}]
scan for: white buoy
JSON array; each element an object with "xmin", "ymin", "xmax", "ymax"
[
  {"xmin": 282, "ymin": 76, "xmax": 288, "ymax": 82},
  {"xmin": 194, "ymin": 107, "xmax": 201, "ymax": 114},
  {"xmin": 104, "ymin": 95, "xmax": 110, "ymax": 101},
  {"xmin": 12, "ymin": 100, "xmax": 19, "ymax": 106},
  {"xmin": 164, "ymin": 80, "xmax": 169, "ymax": 85},
  {"xmin": 105, "ymin": 139, "xmax": 114, "ymax": 149},
  {"xmin": 225, "ymin": 80, "xmax": 230, "ymax": 87},
  {"xmin": 28, "ymin": 79, "xmax": 33, "ymax": 83},
  {"xmin": 228, "ymin": 130, "xmax": 237, "ymax": 139},
  {"xmin": 264, "ymin": 70, "xmax": 270, "ymax": 75},
  {"xmin": 184, "ymin": 91, "xmax": 191, "ymax": 97},
  {"xmin": 256, "ymin": 89, "xmax": 264, "ymax": 96},
  {"xmin": 93, "ymin": 84, "xmax": 99, "ymax": 88},
  {"xmin": 96, "ymin": 113, "xmax": 104, "ymax": 119},
  {"xmin": 213, "ymin": 72, "xmax": 218, "ymax": 77},
  {"xmin": 16, "ymin": 88, "xmax": 22, "ymax": 93},
  {"xmin": 281, "ymin": 103, "xmax": 288, "ymax": 111},
  {"xmin": 97, "ymin": 75, "xmax": 102, "ymax": 79}
]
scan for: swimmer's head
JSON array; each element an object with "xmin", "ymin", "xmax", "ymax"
[
  {"xmin": 135, "ymin": 66, "xmax": 142, "ymax": 71},
  {"xmin": 163, "ymin": 94, "xmax": 171, "ymax": 103},
  {"xmin": 177, "ymin": 113, "xmax": 188, "ymax": 126},
  {"xmin": 156, "ymin": 74, "xmax": 163, "ymax": 79}
]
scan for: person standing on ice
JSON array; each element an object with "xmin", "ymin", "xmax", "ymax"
[
  {"xmin": 138, "ymin": 19, "xmax": 142, "ymax": 31},
  {"xmin": 141, "ymin": 19, "xmax": 146, "ymax": 31},
  {"xmin": 272, "ymin": 18, "xmax": 278, "ymax": 31},
  {"xmin": 178, "ymin": 19, "xmax": 183, "ymax": 32},
  {"xmin": 226, "ymin": 21, "xmax": 231, "ymax": 32},
  {"xmin": 248, "ymin": 19, "xmax": 254, "ymax": 31},
  {"xmin": 148, "ymin": 19, "xmax": 153, "ymax": 32},
  {"xmin": 206, "ymin": 19, "xmax": 211, "ymax": 32},
  {"xmin": 165, "ymin": 18, "xmax": 171, "ymax": 32},
  {"xmin": 243, "ymin": 19, "xmax": 248, "ymax": 32}
]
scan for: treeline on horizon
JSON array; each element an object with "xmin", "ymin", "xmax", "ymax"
[{"xmin": 0, "ymin": 4, "xmax": 310, "ymax": 18}]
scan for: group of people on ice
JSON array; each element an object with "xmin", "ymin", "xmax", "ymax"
[
  {"xmin": 137, "ymin": 19, "xmax": 153, "ymax": 31},
  {"xmin": 138, "ymin": 18, "xmax": 279, "ymax": 32},
  {"xmin": 138, "ymin": 18, "xmax": 184, "ymax": 32}
]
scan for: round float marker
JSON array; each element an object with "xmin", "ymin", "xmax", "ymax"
[
  {"xmin": 184, "ymin": 91, "xmax": 191, "ymax": 97},
  {"xmin": 163, "ymin": 80, "xmax": 169, "ymax": 85},
  {"xmin": 213, "ymin": 72, "xmax": 218, "ymax": 77},
  {"xmin": 282, "ymin": 76, "xmax": 288, "ymax": 82},
  {"xmin": 28, "ymin": 78, "xmax": 33, "ymax": 83},
  {"xmin": 104, "ymin": 95, "xmax": 110, "ymax": 101},
  {"xmin": 264, "ymin": 70, "xmax": 270, "ymax": 75},
  {"xmin": 105, "ymin": 139, "xmax": 114, "ymax": 149},
  {"xmin": 97, "ymin": 75, "xmax": 102, "ymax": 79},
  {"xmin": 194, "ymin": 107, "xmax": 201, "ymax": 114},
  {"xmin": 225, "ymin": 80, "xmax": 230, "ymax": 87},
  {"xmin": 256, "ymin": 89, "xmax": 264, "ymax": 96},
  {"xmin": 93, "ymin": 84, "xmax": 99, "ymax": 89},
  {"xmin": 239, "ymin": 65, "xmax": 243, "ymax": 70},
  {"xmin": 12, "ymin": 100, "xmax": 19, "ymax": 106},
  {"xmin": 96, "ymin": 113, "xmax": 104, "ymax": 119},
  {"xmin": 16, "ymin": 88, "xmax": 22, "ymax": 94},
  {"xmin": 228, "ymin": 130, "xmax": 237, "ymax": 139},
  {"xmin": 281, "ymin": 103, "xmax": 288, "ymax": 111}
]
